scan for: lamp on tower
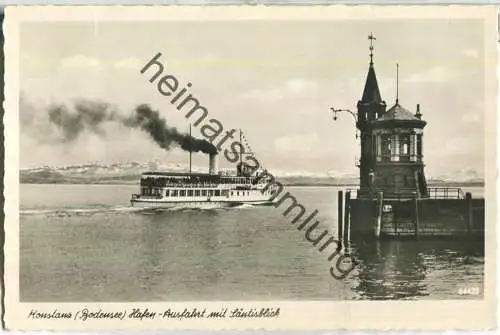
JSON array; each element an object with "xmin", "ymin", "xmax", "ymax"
[{"xmin": 330, "ymin": 107, "xmax": 359, "ymax": 138}]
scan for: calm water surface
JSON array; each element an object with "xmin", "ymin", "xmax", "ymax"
[{"xmin": 20, "ymin": 184, "xmax": 484, "ymax": 301}]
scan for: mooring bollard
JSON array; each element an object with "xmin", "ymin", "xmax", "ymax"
[
  {"xmin": 375, "ymin": 191, "xmax": 383, "ymax": 239},
  {"xmin": 343, "ymin": 191, "xmax": 351, "ymax": 245},
  {"xmin": 338, "ymin": 190, "xmax": 344, "ymax": 244},
  {"xmin": 413, "ymin": 195, "xmax": 420, "ymax": 239},
  {"xmin": 466, "ymin": 192, "xmax": 473, "ymax": 237}
]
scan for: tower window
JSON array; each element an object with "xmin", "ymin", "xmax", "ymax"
[
  {"xmin": 381, "ymin": 135, "xmax": 391, "ymax": 161},
  {"xmin": 400, "ymin": 135, "xmax": 410, "ymax": 159},
  {"xmin": 417, "ymin": 134, "xmax": 422, "ymax": 157}
]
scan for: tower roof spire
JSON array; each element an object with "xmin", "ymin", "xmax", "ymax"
[{"xmin": 360, "ymin": 33, "xmax": 382, "ymax": 104}]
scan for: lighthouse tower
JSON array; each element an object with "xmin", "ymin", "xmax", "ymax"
[
  {"xmin": 356, "ymin": 33, "xmax": 387, "ymax": 198},
  {"xmin": 356, "ymin": 34, "xmax": 428, "ymax": 199},
  {"xmin": 342, "ymin": 34, "xmax": 484, "ymax": 240}
]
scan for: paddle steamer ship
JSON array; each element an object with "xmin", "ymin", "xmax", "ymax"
[{"xmin": 130, "ymin": 135, "xmax": 277, "ymax": 208}]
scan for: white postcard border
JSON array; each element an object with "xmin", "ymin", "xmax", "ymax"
[{"xmin": 3, "ymin": 5, "xmax": 498, "ymax": 331}]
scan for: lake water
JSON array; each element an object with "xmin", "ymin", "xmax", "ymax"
[{"xmin": 20, "ymin": 184, "xmax": 484, "ymax": 301}]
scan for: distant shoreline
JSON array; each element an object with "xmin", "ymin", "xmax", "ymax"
[
  {"xmin": 19, "ymin": 180, "xmax": 485, "ymax": 188},
  {"xmin": 20, "ymin": 166, "xmax": 485, "ymax": 189}
]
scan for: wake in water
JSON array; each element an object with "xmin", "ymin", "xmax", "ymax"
[
  {"xmin": 20, "ymin": 202, "xmax": 257, "ymax": 217},
  {"xmin": 20, "ymin": 206, "xmax": 148, "ymax": 217}
]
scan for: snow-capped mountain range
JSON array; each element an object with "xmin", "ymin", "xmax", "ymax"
[{"xmin": 19, "ymin": 161, "xmax": 484, "ymax": 185}]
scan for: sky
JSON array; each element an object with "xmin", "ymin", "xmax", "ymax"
[{"xmin": 19, "ymin": 19, "xmax": 486, "ymax": 178}]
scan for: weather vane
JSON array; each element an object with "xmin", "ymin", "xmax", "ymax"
[{"xmin": 368, "ymin": 33, "xmax": 376, "ymax": 64}]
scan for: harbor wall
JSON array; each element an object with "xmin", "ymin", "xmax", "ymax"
[{"xmin": 348, "ymin": 197, "xmax": 485, "ymax": 239}]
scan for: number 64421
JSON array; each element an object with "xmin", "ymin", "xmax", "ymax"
[{"xmin": 458, "ymin": 287, "xmax": 480, "ymax": 295}]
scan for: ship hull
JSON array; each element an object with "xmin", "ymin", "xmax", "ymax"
[{"xmin": 130, "ymin": 198, "xmax": 275, "ymax": 209}]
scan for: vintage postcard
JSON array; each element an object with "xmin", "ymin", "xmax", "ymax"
[{"xmin": 3, "ymin": 5, "xmax": 498, "ymax": 331}]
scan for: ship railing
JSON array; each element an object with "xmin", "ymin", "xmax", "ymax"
[
  {"xmin": 140, "ymin": 181, "xmax": 260, "ymax": 189},
  {"xmin": 141, "ymin": 183, "xmax": 221, "ymax": 188},
  {"xmin": 427, "ymin": 187, "xmax": 464, "ymax": 199}
]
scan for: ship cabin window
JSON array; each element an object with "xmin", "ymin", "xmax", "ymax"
[
  {"xmin": 187, "ymin": 190, "xmax": 193, "ymax": 196},
  {"xmin": 195, "ymin": 190, "xmax": 201, "ymax": 196},
  {"xmin": 208, "ymin": 190, "xmax": 214, "ymax": 196},
  {"xmin": 222, "ymin": 190, "xmax": 229, "ymax": 197},
  {"xmin": 180, "ymin": 190, "xmax": 186, "ymax": 197},
  {"xmin": 202, "ymin": 190, "xmax": 207, "ymax": 196},
  {"xmin": 215, "ymin": 190, "xmax": 221, "ymax": 196},
  {"xmin": 172, "ymin": 190, "xmax": 178, "ymax": 197},
  {"xmin": 165, "ymin": 190, "xmax": 170, "ymax": 197},
  {"xmin": 231, "ymin": 191, "xmax": 234, "ymax": 196}
]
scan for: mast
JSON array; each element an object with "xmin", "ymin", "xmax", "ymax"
[
  {"xmin": 239, "ymin": 129, "xmax": 243, "ymax": 168},
  {"xmin": 189, "ymin": 123, "xmax": 192, "ymax": 176},
  {"xmin": 396, "ymin": 63, "xmax": 399, "ymax": 104}
]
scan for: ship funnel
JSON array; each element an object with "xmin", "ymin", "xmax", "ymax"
[{"xmin": 209, "ymin": 153, "xmax": 218, "ymax": 175}]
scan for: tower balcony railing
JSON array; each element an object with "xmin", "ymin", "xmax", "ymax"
[
  {"xmin": 427, "ymin": 187, "xmax": 465, "ymax": 199},
  {"xmin": 341, "ymin": 187, "xmax": 464, "ymax": 200},
  {"xmin": 376, "ymin": 154, "xmax": 423, "ymax": 163}
]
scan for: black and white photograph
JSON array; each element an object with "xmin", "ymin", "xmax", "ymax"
[{"xmin": 3, "ymin": 5, "xmax": 497, "ymax": 331}]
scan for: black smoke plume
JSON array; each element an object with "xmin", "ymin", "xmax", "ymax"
[
  {"xmin": 122, "ymin": 104, "xmax": 217, "ymax": 155},
  {"xmin": 46, "ymin": 100, "xmax": 217, "ymax": 155},
  {"xmin": 48, "ymin": 100, "xmax": 117, "ymax": 142}
]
